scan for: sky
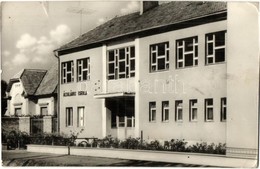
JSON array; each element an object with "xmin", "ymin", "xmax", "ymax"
[{"xmin": 1, "ymin": 1, "xmax": 141, "ymax": 81}]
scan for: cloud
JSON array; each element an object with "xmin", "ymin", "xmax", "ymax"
[
  {"xmin": 50, "ymin": 24, "xmax": 71, "ymax": 45},
  {"xmin": 12, "ymin": 53, "xmax": 30, "ymax": 65},
  {"xmin": 97, "ymin": 18, "xmax": 106, "ymax": 26},
  {"xmin": 3, "ymin": 51, "xmax": 11, "ymax": 57},
  {"xmin": 16, "ymin": 34, "xmax": 37, "ymax": 50},
  {"xmin": 120, "ymin": 1, "xmax": 139, "ymax": 15}
]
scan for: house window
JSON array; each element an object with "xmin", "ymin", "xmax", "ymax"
[
  {"xmin": 206, "ymin": 31, "xmax": 226, "ymax": 64},
  {"xmin": 61, "ymin": 61, "xmax": 74, "ymax": 83},
  {"xmin": 205, "ymin": 99, "xmax": 214, "ymax": 121},
  {"xmin": 77, "ymin": 58, "xmax": 90, "ymax": 81},
  {"xmin": 40, "ymin": 107, "xmax": 48, "ymax": 116},
  {"xmin": 176, "ymin": 37, "xmax": 198, "ymax": 68},
  {"xmin": 221, "ymin": 98, "xmax": 227, "ymax": 121},
  {"xmin": 15, "ymin": 107, "xmax": 22, "ymax": 116},
  {"xmin": 162, "ymin": 101, "xmax": 169, "ymax": 122},
  {"xmin": 175, "ymin": 100, "xmax": 183, "ymax": 121},
  {"xmin": 66, "ymin": 107, "xmax": 73, "ymax": 127},
  {"xmin": 77, "ymin": 107, "xmax": 85, "ymax": 127},
  {"xmin": 108, "ymin": 46, "xmax": 135, "ymax": 80},
  {"xmin": 149, "ymin": 102, "xmax": 156, "ymax": 122},
  {"xmin": 189, "ymin": 99, "xmax": 198, "ymax": 121},
  {"xmin": 150, "ymin": 42, "xmax": 169, "ymax": 72}
]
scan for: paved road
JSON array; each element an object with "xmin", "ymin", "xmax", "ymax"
[{"xmin": 2, "ymin": 150, "xmax": 209, "ymax": 167}]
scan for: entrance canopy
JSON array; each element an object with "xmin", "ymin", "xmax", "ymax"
[{"xmin": 94, "ymin": 92, "xmax": 135, "ymax": 99}]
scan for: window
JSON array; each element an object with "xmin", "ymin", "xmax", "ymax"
[
  {"xmin": 40, "ymin": 107, "xmax": 48, "ymax": 116},
  {"xmin": 108, "ymin": 46, "xmax": 135, "ymax": 80},
  {"xmin": 61, "ymin": 61, "xmax": 74, "ymax": 83},
  {"xmin": 176, "ymin": 37, "xmax": 198, "ymax": 68},
  {"xmin": 15, "ymin": 107, "xmax": 22, "ymax": 116},
  {"xmin": 221, "ymin": 98, "xmax": 227, "ymax": 121},
  {"xmin": 66, "ymin": 107, "xmax": 73, "ymax": 127},
  {"xmin": 150, "ymin": 42, "xmax": 169, "ymax": 72},
  {"xmin": 206, "ymin": 31, "xmax": 226, "ymax": 64},
  {"xmin": 189, "ymin": 99, "xmax": 198, "ymax": 121},
  {"xmin": 205, "ymin": 99, "xmax": 214, "ymax": 121},
  {"xmin": 77, "ymin": 58, "xmax": 90, "ymax": 81},
  {"xmin": 77, "ymin": 107, "xmax": 85, "ymax": 127},
  {"xmin": 149, "ymin": 102, "xmax": 156, "ymax": 122},
  {"xmin": 162, "ymin": 101, "xmax": 169, "ymax": 122},
  {"xmin": 175, "ymin": 100, "xmax": 183, "ymax": 121}
]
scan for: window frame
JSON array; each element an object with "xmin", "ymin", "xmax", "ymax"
[
  {"xmin": 40, "ymin": 106, "xmax": 48, "ymax": 116},
  {"xmin": 66, "ymin": 107, "xmax": 73, "ymax": 127},
  {"xmin": 205, "ymin": 98, "xmax": 214, "ymax": 122},
  {"xmin": 189, "ymin": 99, "xmax": 198, "ymax": 122},
  {"xmin": 150, "ymin": 42, "xmax": 170, "ymax": 72},
  {"xmin": 149, "ymin": 102, "xmax": 156, "ymax": 122},
  {"xmin": 175, "ymin": 100, "xmax": 183, "ymax": 122},
  {"xmin": 107, "ymin": 46, "xmax": 135, "ymax": 80},
  {"xmin": 176, "ymin": 36, "xmax": 198, "ymax": 69},
  {"xmin": 61, "ymin": 61, "xmax": 74, "ymax": 84},
  {"xmin": 205, "ymin": 30, "xmax": 227, "ymax": 65},
  {"xmin": 77, "ymin": 58, "xmax": 90, "ymax": 82},
  {"xmin": 220, "ymin": 97, "xmax": 227, "ymax": 122},
  {"xmin": 77, "ymin": 107, "xmax": 85, "ymax": 127},
  {"xmin": 162, "ymin": 101, "xmax": 169, "ymax": 122}
]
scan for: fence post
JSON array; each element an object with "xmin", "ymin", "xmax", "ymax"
[
  {"xmin": 68, "ymin": 145, "xmax": 70, "ymax": 155},
  {"xmin": 141, "ymin": 130, "xmax": 143, "ymax": 145}
]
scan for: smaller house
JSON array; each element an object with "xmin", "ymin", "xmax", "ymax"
[{"xmin": 5, "ymin": 63, "xmax": 58, "ymax": 134}]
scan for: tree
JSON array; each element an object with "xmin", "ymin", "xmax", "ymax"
[{"xmin": 1, "ymin": 80, "xmax": 8, "ymax": 117}]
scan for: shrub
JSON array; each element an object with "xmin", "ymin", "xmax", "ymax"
[
  {"xmin": 119, "ymin": 137, "xmax": 140, "ymax": 149},
  {"xmin": 146, "ymin": 140, "xmax": 163, "ymax": 150}
]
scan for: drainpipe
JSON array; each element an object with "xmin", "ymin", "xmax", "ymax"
[{"xmin": 53, "ymin": 50, "xmax": 60, "ymax": 133}]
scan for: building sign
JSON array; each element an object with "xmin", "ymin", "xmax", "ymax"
[{"xmin": 63, "ymin": 91, "xmax": 87, "ymax": 97}]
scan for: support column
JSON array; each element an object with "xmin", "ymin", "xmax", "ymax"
[
  {"xmin": 19, "ymin": 117, "xmax": 30, "ymax": 134},
  {"xmin": 43, "ymin": 116, "xmax": 52, "ymax": 133},
  {"xmin": 101, "ymin": 44, "xmax": 107, "ymax": 138},
  {"xmin": 226, "ymin": 2, "xmax": 259, "ymax": 159},
  {"xmin": 134, "ymin": 38, "xmax": 140, "ymax": 138}
]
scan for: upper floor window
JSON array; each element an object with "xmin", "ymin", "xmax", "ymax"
[
  {"xmin": 162, "ymin": 101, "xmax": 169, "ymax": 122},
  {"xmin": 62, "ymin": 61, "xmax": 74, "ymax": 84},
  {"xmin": 175, "ymin": 100, "xmax": 183, "ymax": 122},
  {"xmin": 205, "ymin": 98, "xmax": 213, "ymax": 121},
  {"xmin": 150, "ymin": 42, "xmax": 169, "ymax": 72},
  {"xmin": 176, "ymin": 36, "xmax": 198, "ymax": 69},
  {"xmin": 149, "ymin": 102, "xmax": 156, "ymax": 122},
  {"xmin": 108, "ymin": 46, "xmax": 135, "ymax": 80},
  {"xmin": 206, "ymin": 31, "xmax": 226, "ymax": 65},
  {"xmin": 77, "ymin": 58, "xmax": 90, "ymax": 81},
  {"xmin": 220, "ymin": 97, "xmax": 227, "ymax": 122},
  {"xmin": 189, "ymin": 99, "xmax": 198, "ymax": 121}
]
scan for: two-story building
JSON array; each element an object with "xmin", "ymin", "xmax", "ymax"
[
  {"xmin": 5, "ymin": 63, "xmax": 58, "ymax": 134},
  {"xmin": 54, "ymin": 1, "xmax": 259, "ymax": 159}
]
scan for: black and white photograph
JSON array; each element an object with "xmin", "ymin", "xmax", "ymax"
[{"xmin": 1, "ymin": 1, "xmax": 259, "ymax": 167}]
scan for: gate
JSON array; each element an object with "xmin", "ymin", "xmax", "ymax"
[
  {"xmin": 52, "ymin": 117, "xmax": 58, "ymax": 133},
  {"xmin": 30, "ymin": 118, "xmax": 43, "ymax": 135}
]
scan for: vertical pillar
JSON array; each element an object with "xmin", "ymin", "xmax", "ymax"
[
  {"xmin": 43, "ymin": 116, "xmax": 52, "ymax": 133},
  {"xmin": 101, "ymin": 44, "xmax": 107, "ymax": 138},
  {"xmin": 226, "ymin": 2, "xmax": 259, "ymax": 159},
  {"xmin": 134, "ymin": 38, "xmax": 140, "ymax": 137},
  {"xmin": 24, "ymin": 98, "xmax": 29, "ymax": 116},
  {"xmin": 19, "ymin": 117, "xmax": 30, "ymax": 134}
]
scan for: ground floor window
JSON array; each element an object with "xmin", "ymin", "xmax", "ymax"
[
  {"xmin": 66, "ymin": 107, "xmax": 73, "ymax": 127},
  {"xmin": 205, "ymin": 98, "xmax": 214, "ymax": 121},
  {"xmin": 175, "ymin": 100, "xmax": 183, "ymax": 122},
  {"xmin": 77, "ymin": 107, "xmax": 85, "ymax": 127},
  {"xmin": 189, "ymin": 99, "xmax": 198, "ymax": 121},
  {"xmin": 162, "ymin": 101, "xmax": 169, "ymax": 122},
  {"xmin": 149, "ymin": 102, "xmax": 156, "ymax": 122},
  {"xmin": 221, "ymin": 97, "xmax": 226, "ymax": 121},
  {"xmin": 14, "ymin": 107, "xmax": 22, "ymax": 116},
  {"xmin": 40, "ymin": 106, "xmax": 48, "ymax": 116}
]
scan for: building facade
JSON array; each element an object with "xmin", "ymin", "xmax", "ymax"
[{"xmin": 55, "ymin": 2, "xmax": 259, "ymax": 159}]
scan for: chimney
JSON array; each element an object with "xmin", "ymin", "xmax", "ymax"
[{"xmin": 140, "ymin": 1, "xmax": 159, "ymax": 15}]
